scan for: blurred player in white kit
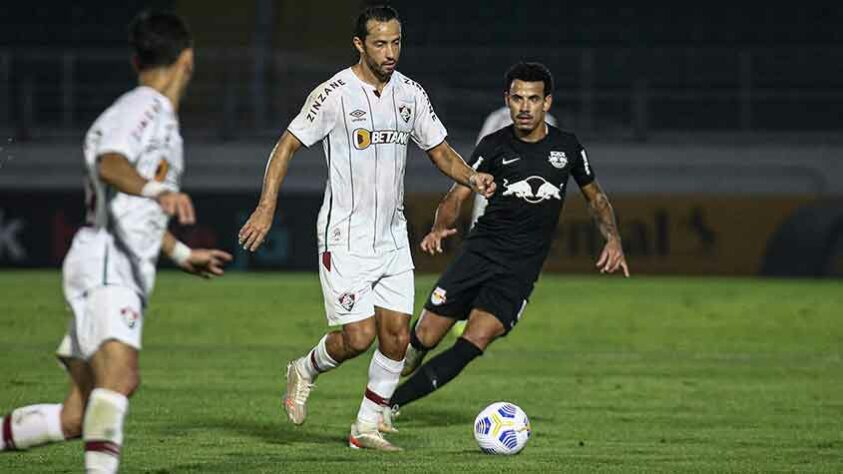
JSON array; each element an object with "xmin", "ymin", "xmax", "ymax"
[{"xmin": 1, "ymin": 11, "xmax": 231, "ymax": 473}]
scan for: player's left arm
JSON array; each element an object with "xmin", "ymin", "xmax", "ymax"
[
  {"xmin": 426, "ymin": 141, "xmax": 496, "ymax": 198},
  {"xmin": 580, "ymin": 181, "xmax": 630, "ymax": 277},
  {"xmin": 161, "ymin": 231, "xmax": 233, "ymax": 279}
]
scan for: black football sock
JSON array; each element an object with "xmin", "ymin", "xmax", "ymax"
[{"xmin": 392, "ymin": 337, "xmax": 483, "ymax": 409}]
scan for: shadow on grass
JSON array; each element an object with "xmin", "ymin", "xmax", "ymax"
[
  {"xmin": 396, "ymin": 405, "xmax": 473, "ymax": 428},
  {"xmin": 164, "ymin": 416, "xmax": 343, "ymax": 447}
]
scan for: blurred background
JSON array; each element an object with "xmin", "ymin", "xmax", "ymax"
[{"xmin": 0, "ymin": 1, "xmax": 841, "ymax": 277}]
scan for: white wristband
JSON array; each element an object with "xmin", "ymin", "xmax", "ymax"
[
  {"xmin": 169, "ymin": 240, "xmax": 191, "ymax": 266},
  {"xmin": 141, "ymin": 181, "xmax": 168, "ymax": 198}
]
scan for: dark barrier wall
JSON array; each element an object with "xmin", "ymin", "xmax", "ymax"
[
  {"xmin": 761, "ymin": 200, "xmax": 843, "ymax": 277},
  {"xmin": 0, "ymin": 191, "xmax": 836, "ymax": 276},
  {"xmin": 0, "ymin": 191, "xmax": 323, "ymax": 271}
]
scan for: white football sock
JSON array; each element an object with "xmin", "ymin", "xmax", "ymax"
[
  {"xmin": 83, "ymin": 389, "xmax": 128, "ymax": 474},
  {"xmin": 296, "ymin": 334, "xmax": 339, "ymax": 380},
  {"xmin": 356, "ymin": 350, "xmax": 404, "ymax": 426},
  {"xmin": 1, "ymin": 404, "xmax": 64, "ymax": 451}
]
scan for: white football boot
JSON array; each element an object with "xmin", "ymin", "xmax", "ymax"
[
  {"xmin": 348, "ymin": 421, "xmax": 402, "ymax": 452},
  {"xmin": 378, "ymin": 405, "xmax": 400, "ymax": 433},
  {"xmin": 283, "ymin": 360, "xmax": 314, "ymax": 425}
]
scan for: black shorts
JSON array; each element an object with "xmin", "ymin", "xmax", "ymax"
[{"xmin": 422, "ymin": 248, "xmax": 535, "ymax": 335}]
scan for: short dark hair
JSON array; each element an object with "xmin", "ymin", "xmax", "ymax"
[
  {"xmin": 504, "ymin": 62, "xmax": 554, "ymax": 97},
  {"xmin": 129, "ymin": 11, "xmax": 192, "ymax": 71},
  {"xmin": 354, "ymin": 5, "xmax": 400, "ymax": 41}
]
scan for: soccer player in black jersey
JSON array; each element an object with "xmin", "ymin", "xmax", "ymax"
[{"xmin": 381, "ymin": 62, "xmax": 629, "ymax": 428}]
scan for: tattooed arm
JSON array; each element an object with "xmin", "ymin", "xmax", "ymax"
[{"xmin": 580, "ymin": 181, "xmax": 630, "ymax": 277}]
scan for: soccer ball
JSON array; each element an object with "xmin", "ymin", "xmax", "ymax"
[{"xmin": 473, "ymin": 402, "xmax": 531, "ymax": 455}]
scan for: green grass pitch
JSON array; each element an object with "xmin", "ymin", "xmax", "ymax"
[{"xmin": 1, "ymin": 270, "xmax": 841, "ymax": 472}]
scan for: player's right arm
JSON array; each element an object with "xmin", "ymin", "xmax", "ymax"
[
  {"xmin": 238, "ymin": 80, "xmax": 337, "ymax": 252},
  {"xmin": 237, "ymin": 131, "xmax": 303, "ymax": 252},
  {"xmin": 97, "ymin": 153, "xmax": 195, "ymax": 225},
  {"xmin": 420, "ymin": 183, "xmax": 474, "ymax": 255}
]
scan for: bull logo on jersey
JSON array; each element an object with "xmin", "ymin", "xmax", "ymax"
[
  {"xmin": 399, "ymin": 105, "xmax": 412, "ymax": 123},
  {"xmin": 502, "ymin": 176, "xmax": 563, "ymax": 204},
  {"xmin": 121, "ymin": 307, "xmax": 140, "ymax": 329},
  {"xmin": 353, "ymin": 128, "xmax": 410, "ymax": 150},
  {"xmin": 548, "ymin": 151, "xmax": 567, "ymax": 169},
  {"xmin": 431, "ymin": 287, "xmax": 447, "ymax": 306}
]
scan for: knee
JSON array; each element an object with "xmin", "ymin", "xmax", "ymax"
[
  {"xmin": 392, "ymin": 326, "xmax": 411, "ymax": 354},
  {"xmin": 343, "ymin": 327, "xmax": 376, "ymax": 356},
  {"xmin": 122, "ymin": 371, "xmax": 141, "ymax": 397},
  {"xmin": 380, "ymin": 325, "xmax": 410, "ymax": 359},
  {"xmin": 102, "ymin": 369, "xmax": 140, "ymax": 397}
]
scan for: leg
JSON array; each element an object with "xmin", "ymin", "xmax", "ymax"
[
  {"xmin": 77, "ymin": 284, "xmax": 144, "ymax": 474},
  {"xmin": 414, "ymin": 309, "xmax": 457, "ymax": 349},
  {"xmin": 83, "ymin": 340, "xmax": 138, "ymax": 474},
  {"xmin": 402, "ymin": 309, "xmax": 458, "ymax": 376},
  {"xmin": 284, "ymin": 317, "xmax": 377, "ymax": 425},
  {"xmin": 348, "ymin": 250, "xmax": 414, "ymax": 451},
  {"xmin": 390, "ymin": 308, "xmax": 503, "ymax": 409},
  {"xmin": 60, "ymin": 358, "xmax": 95, "ymax": 439},
  {"xmin": 348, "ymin": 307, "xmax": 408, "ymax": 452},
  {"xmin": 356, "ymin": 307, "xmax": 409, "ymax": 422},
  {"xmin": 393, "ymin": 273, "xmax": 533, "ymax": 411},
  {"xmin": 0, "ymin": 358, "xmax": 92, "ymax": 452}
]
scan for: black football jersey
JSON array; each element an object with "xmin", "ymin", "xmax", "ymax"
[{"xmin": 464, "ymin": 124, "xmax": 596, "ymax": 283}]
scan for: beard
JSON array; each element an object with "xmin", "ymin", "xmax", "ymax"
[{"xmin": 365, "ymin": 55, "xmax": 395, "ymax": 82}]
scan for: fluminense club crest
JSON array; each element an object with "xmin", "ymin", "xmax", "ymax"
[
  {"xmin": 399, "ymin": 105, "xmax": 412, "ymax": 123},
  {"xmin": 338, "ymin": 292, "xmax": 357, "ymax": 311}
]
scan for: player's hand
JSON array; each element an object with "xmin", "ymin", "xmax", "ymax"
[
  {"xmin": 238, "ymin": 204, "xmax": 275, "ymax": 252},
  {"xmin": 596, "ymin": 238, "xmax": 630, "ymax": 277},
  {"xmin": 178, "ymin": 248, "xmax": 233, "ymax": 279},
  {"xmin": 420, "ymin": 227, "xmax": 458, "ymax": 255},
  {"xmin": 157, "ymin": 192, "xmax": 196, "ymax": 225},
  {"xmin": 469, "ymin": 172, "xmax": 496, "ymax": 198}
]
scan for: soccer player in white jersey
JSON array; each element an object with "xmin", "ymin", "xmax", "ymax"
[
  {"xmin": 238, "ymin": 5, "xmax": 495, "ymax": 451},
  {"xmin": 0, "ymin": 12, "xmax": 231, "ymax": 473}
]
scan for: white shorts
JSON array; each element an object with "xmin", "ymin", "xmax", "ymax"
[
  {"xmin": 56, "ymin": 285, "xmax": 144, "ymax": 360},
  {"xmin": 318, "ymin": 247, "xmax": 414, "ymax": 326}
]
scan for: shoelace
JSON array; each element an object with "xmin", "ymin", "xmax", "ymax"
[{"xmin": 292, "ymin": 381, "xmax": 315, "ymax": 404}]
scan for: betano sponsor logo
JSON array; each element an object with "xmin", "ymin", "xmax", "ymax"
[{"xmin": 353, "ymin": 128, "xmax": 410, "ymax": 150}]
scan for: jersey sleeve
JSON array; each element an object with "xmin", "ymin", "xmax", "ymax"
[
  {"xmin": 287, "ymin": 82, "xmax": 339, "ymax": 147},
  {"xmin": 93, "ymin": 100, "xmax": 155, "ymax": 166},
  {"xmin": 411, "ymin": 83, "xmax": 448, "ymax": 151},
  {"xmin": 570, "ymin": 138, "xmax": 596, "ymax": 187}
]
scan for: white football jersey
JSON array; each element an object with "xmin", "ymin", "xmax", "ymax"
[
  {"xmin": 288, "ymin": 67, "xmax": 447, "ymax": 256},
  {"xmin": 63, "ymin": 86, "xmax": 183, "ymax": 303}
]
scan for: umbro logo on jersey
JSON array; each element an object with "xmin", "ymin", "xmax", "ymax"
[
  {"xmin": 350, "ymin": 109, "xmax": 366, "ymax": 119},
  {"xmin": 353, "ymin": 128, "xmax": 410, "ymax": 150},
  {"xmin": 502, "ymin": 157, "xmax": 521, "ymax": 165}
]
